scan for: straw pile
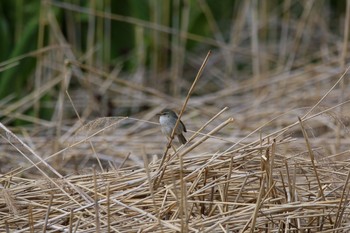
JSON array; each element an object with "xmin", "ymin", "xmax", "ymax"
[{"xmin": 1, "ymin": 64, "xmax": 350, "ymax": 232}]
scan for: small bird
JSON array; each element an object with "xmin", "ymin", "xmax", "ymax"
[{"xmin": 157, "ymin": 109, "xmax": 187, "ymax": 144}]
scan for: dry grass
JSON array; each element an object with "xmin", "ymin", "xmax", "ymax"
[
  {"xmin": 2, "ymin": 1, "xmax": 350, "ymax": 232},
  {"xmin": 1, "ymin": 122, "xmax": 350, "ymax": 232},
  {"xmin": 1, "ymin": 63, "xmax": 350, "ymax": 231}
]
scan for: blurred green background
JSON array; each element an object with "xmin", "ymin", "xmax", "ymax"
[{"xmin": 0, "ymin": 0, "xmax": 348, "ymax": 125}]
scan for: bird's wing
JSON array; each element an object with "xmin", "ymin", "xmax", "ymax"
[{"xmin": 180, "ymin": 120, "xmax": 187, "ymax": 132}]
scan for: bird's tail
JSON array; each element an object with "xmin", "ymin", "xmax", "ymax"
[{"xmin": 177, "ymin": 134, "xmax": 187, "ymax": 144}]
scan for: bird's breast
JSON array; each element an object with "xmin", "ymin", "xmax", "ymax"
[
  {"xmin": 159, "ymin": 115, "xmax": 175, "ymax": 136},
  {"xmin": 159, "ymin": 115, "xmax": 172, "ymax": 125}
]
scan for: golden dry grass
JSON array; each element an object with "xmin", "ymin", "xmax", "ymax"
[
  {"xmin": 1, "ymin": 62, "xmax": 350, "ymax": 231},
  {"xmin": 2, "ymin": 1, "xmax": 350, "ymax": 232}
]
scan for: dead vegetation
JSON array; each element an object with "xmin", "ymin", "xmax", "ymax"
[
  {"xmin": 1, "ymin": 61, "xmax": 350, "ymax": 231},
  {"xmin": 1, "ymin": 1, "xmax": 350, "ymax": 232}
]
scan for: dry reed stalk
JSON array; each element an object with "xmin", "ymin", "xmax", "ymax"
[
  {"xmin": 42, "ymin": 194, "xmax": 53, "ymax": 233},
  {"xmin": 298, "ymin": 116, "xmax": 325, "ymax": 201},
  {"xmin": 333, "ymin": 168, "xmax": 350, "ymax": 229},
  {"xmin": 153, "ymin": 51, "xmax": 211, "ymax": 189},
  {"xmin": 69, "ymin": 208, "xmax": 73, "ymax": 233},
  {"xmin": 154, "ymin": 117, "xmax": 234, "ymax": 192},
  {"xmin": 93, "ymin": 168, "xmax": 101, "ymax": 233}
]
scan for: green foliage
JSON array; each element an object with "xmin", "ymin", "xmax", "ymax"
[
  {"xmin": 0, "ymin": 18, "xmax": 38, "ymax": 98},
  {"xmin": 110, "ymin": 1, "xmax": 135, "ymax": 68}
]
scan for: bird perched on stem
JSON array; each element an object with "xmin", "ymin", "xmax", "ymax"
[{"xmin": 157, "ymin": 109, "xmax": 187, "ymax": 144}]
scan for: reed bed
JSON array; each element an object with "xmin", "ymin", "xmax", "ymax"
[
  {"xmin": 1, "ymin": 120, "xmax": 350, "ymax": 232},
  {"xmin": 1, "ymin": 63, "xmax": 350, "ymax": 231},
  {"xmin": 1, "ymin": 1, "xmax": 350, "ymax": 232}
]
